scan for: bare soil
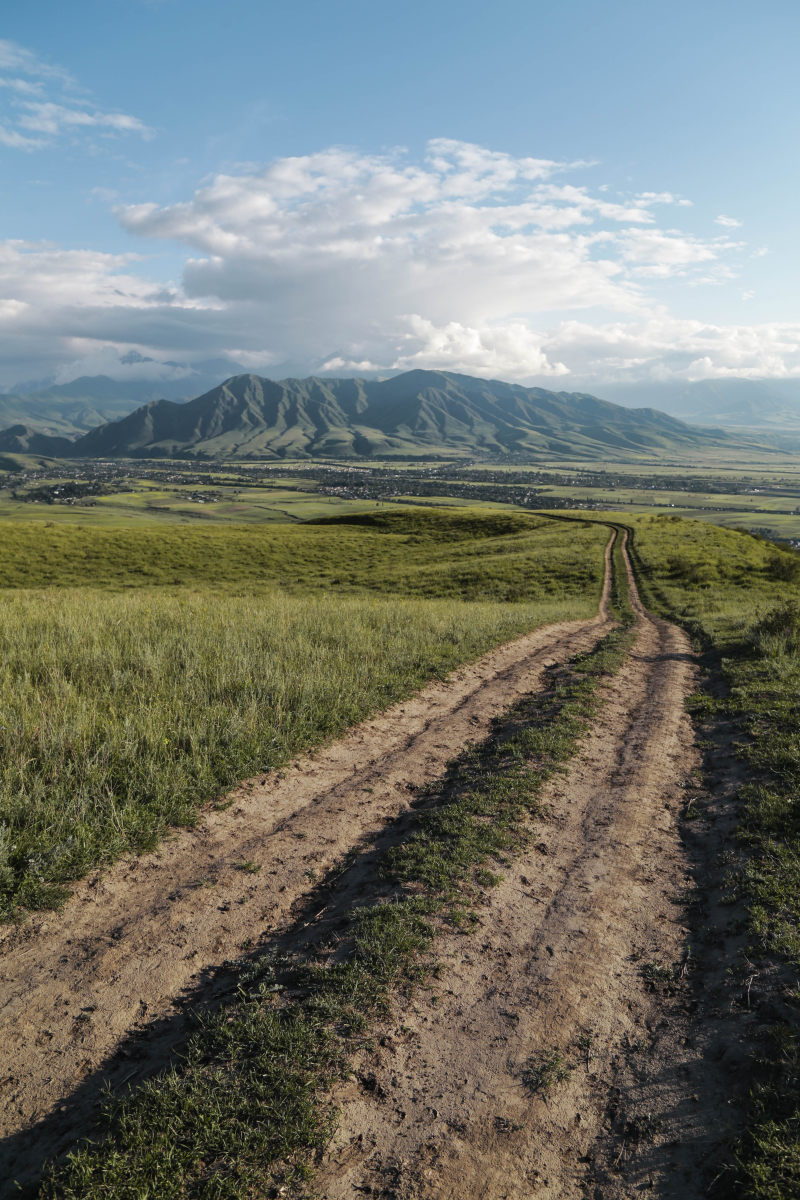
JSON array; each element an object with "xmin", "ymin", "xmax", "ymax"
[
  {"xmin": 0, "ymin": 539, "xmax": 615, "ymax": 1188},
  {"xmin": 312, "ymin": 542, "xmax": 736, "ymax": 1199}
]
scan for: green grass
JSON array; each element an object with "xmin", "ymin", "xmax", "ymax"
[
  {"xmin": 0, "ymin": 509, "xmax": 608, "ymax": 918},
  {"xmin": 0, "ymin": 508, "xmax": 605, "ymax": 598},
  {"xmin": 37, "ymin": 544, "xmax": 634, "ymax": 1199},
  {"xmin": 624, "ymin": 513, "xmax": 800, "ymax": 1198}
]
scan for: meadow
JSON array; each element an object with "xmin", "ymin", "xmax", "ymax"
[{"xmin": 0, "ymin": 509, "xmax": 608, "ymax": 917}]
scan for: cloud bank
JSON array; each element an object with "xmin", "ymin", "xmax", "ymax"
[{"xmin": 2, "ymin": 138, "xmax": 800, "ymax": 388}]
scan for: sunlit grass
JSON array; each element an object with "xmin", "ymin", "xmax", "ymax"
[{"xmin": 0, "ymin": 509, "xmax": 608, "ymax": 917}]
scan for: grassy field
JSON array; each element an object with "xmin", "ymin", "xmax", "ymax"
[
  {"xmin": 0, "ymin": 509, "xmax": 599, "ymax": 598},
  {"xmin": 0, "ymin": 509, "xmax": 608, "ymax": 918},
  {"xmin": 626, "ymin": 514, "xmax": 800, "ymax": 1198}
]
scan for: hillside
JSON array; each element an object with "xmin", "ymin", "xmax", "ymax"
[
  {"xmin": 0, "ymin": 423, "xmax": 75, "ymax": 456},
  {"xmin": 0, "ymin": 361, "xmax": 246, "ymax": 437},
  {"xmin": 50, "ymin": 369, "xmax": 768, "ymax": 461}
]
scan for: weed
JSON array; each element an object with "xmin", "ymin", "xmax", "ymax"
[
  {"xmin": 640, "ymin": 961, "xmax": 676, "ymax": 984},
  {"xmin": 577, "ymin": 1032, "xmax": 596, "ymax": 1066},
  {"xmin": 523, "ymin": 1048, "xmax": 572, "ymax": 1095}
]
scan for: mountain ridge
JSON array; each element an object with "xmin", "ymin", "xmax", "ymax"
[{"xmin": 24, "ymin": 368, "xmax": 770, "ymax": 462}]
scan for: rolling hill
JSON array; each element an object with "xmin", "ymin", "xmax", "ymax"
[{"xmin": 41, "ymin": 369, "xmax": 768, "ymax": 461}]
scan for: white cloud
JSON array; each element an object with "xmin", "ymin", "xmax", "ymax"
[
  {"xmin": 1, "ymin": 139, "xmax": 797, "ymax": 388},
  {"xmin": 544, "ymin": 315, "xmax": 800, "ymax": 381},
  {"xmin": 715, "ymin": 214, "xmax": 743, "ymax": 228},
  {"xmin": 615, "ymin": 228, "xmax": 738, "ymax": 278},
  {"xmin": 635, "ymin": 191, "xmax": 693, "ymax": 207},
  {"xmin": 391, "ymin": 316, "xmax": 569, "ymax": 377},
  {"xmin": 0, "ymin": 76, "xmax": 44, "ymax": 95},
  {"xmin": 0, "ymin": 38, "xmax": 73, "ymax": 85},
  {"xmin": 0, "ymin": 124, "xmax": 43, "ymax": 149},
  {"xmin": 0, "ymin": 39, "xmax": 152, "ymax": 151},
  {"xmin": 18, "ymin": 101, "xmax": 153, "ymax": 139}
]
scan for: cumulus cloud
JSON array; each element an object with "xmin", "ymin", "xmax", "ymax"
[
  {"xmin": 1, "ymin": 139, "xmax": 797, "ymax": 387},
  {"xmin": 389, "ymin": 316, "xmax": 569, "ymax": 377},
  {"xmin": 544, "ymin": 315, "xmax": 800, "ymax": 381},
  {"xmin": 0, "ymin": 240, "xmax": 229, "ymax": 385},
  {"xmin": 0, "ymin": 38, "xmax": 152, "ymax": 151},
  {"xmin": 715, "ymin": 214, "xmax": 743, "ymax": 228}
]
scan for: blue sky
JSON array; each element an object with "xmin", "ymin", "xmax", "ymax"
[{"xmin": 1, "ymin": 0, "xmax": 799, "ymax": 387}]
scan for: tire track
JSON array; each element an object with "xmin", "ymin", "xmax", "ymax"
[{"xmin": 315, "ymin": 533, "xmax": 729, "ymax": 1200}]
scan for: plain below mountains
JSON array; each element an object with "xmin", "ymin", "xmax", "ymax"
[{"xmin": 0, "ymin": 370, "xmax": 775, "ymax": 462}]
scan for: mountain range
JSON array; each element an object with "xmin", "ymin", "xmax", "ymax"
[
  {"xmin": 600, "ymin": 378, "xmax": 800, "ymax": 433},
  {"xmin": 0, "ymin": 370, "xmax": 773, "ymax": 463},
  {"xmin": 0, "ymin": 359, "xmax": 246, "ymax": 438}
]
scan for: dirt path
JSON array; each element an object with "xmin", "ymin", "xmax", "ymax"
[
  {"xmin": 0, "ymin": 537, "xmax": 616, "ymax": 1183},
  {"xmin": 313, "ymin": 536, "xmax": 731, "ymax": 1199}
]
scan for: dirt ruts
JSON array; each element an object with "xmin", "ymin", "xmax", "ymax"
[
  {"xmin": 313, "ymin": 535, "xmax": 731, "ymax": 1199},
  {"xmin": 0, "ymin": 536, "xmax": 616, "ymax": 1188}
]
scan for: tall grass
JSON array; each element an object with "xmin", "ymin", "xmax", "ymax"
[
  {"xmin": 0, "ymin": 509, "xmax": 603, "ymax": 599},
  {"xmin": 0, "ymin": 510, "xmax": 608, "ymax": 917}
]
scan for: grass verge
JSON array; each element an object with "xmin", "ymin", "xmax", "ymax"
[
  {"xmin": 625, "ymin": 514, "xmax": 800, "ymax": 1199},
  {"xmin": 35, "ymin": 537, "xmax": 634, "ymax": 1198}
]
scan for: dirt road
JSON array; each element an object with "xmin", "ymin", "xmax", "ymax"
[
  {"xmin": 1, "ymin": 537, "xmax": 616, "ymax": 1187},
  {"xmin": 313, "ymin": 537, "xmax": 731, "ymax": 1199}
]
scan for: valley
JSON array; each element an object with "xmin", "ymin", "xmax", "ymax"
[{"xmin": 6, "ymin": 453, "xmax": 800, "ymax": 541}]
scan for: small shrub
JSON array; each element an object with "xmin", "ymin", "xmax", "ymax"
[
  {"xmin": 746, "ymin": 601, "xmax": 800, "ymax": 658},
  {"xmin": 766, "ymin": 552, "xmax": 800, "ymax": 583}
]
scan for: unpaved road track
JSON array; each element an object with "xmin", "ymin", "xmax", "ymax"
[
  {"xmin": 1, "ymin": 537, "xmax": 616, "ymax": 1187},
  {"xmin": 314, "ymin": 538, "xmax": 730, "ymax": 1199}
]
